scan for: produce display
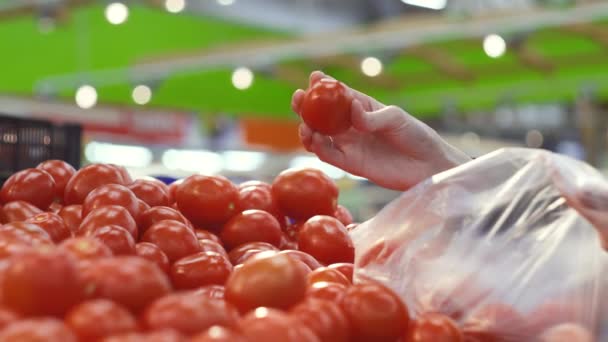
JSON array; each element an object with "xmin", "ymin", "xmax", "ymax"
[{"xmin": 0, "ymin": 158, "xmax": 601, "ymax": 341}]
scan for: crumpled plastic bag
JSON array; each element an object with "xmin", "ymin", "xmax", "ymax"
[{"xmin": 351, "ymin": 148, "xmax": 608, "ymax": 341}]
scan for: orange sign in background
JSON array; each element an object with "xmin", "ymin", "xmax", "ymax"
[{"xmin": 240, "ymin": 118, "xmax": 303, "ymax": 151}]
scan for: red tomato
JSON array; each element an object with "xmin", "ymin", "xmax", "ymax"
[
  {"xmin": 463, "ymin": 303, "xmax": 527, "ymax": 341},
  {"xmin": 109, "ymin": 164, "xmax": 133, "ymax": 185},
  {"xmin": 1, "ymin": 200, "xmax": 43, "ymax": 223},
  {"xmin": 168, "ymin": 180, "xmax": 182, "ymax": 204},
  {"xmin": 90, "ymin": 225, "xmax": 136, "ymax": 255},
  {"xmin": 279, "ymin": 249, "xmax": 323, "ymax": 270},
  {"xmin": 0, "ymin": 221, "xmax": 53, "ymax": 244},
  {"xmin": 198, "ymin": 239, "xmax": 228, "ymax": 257},
  {"xmin": 0, "ymin": 168, "xmax": 55, "ymax": 210},
  {"xmin": 0, "ymin": 307, "xmax": 18, "ymax": 330},
  {"xmin": 135, "ymin": 242, "xmax": 170, "ymax": 273},
  {"xmin": 0, "ymin": 318, "xmax": 77, "ymax": 342},
  {"xmin": 355, "ymin": 237, "xmax": 399, "ymax": 269},
  {"xmin": 225, "ymin": 253, "xmax": 307, "ymax": 313},
  {"xmin": 220, "ymin": 210, "xmax": 282, "ymax": 250},
  {"xmin": 0, "ymin": 225, "xmax": 51, "ymax": 259},
  {"xmin": 128, "ymin": 179, "xmax": 170, "ymax": 207},
  {"xmin": 227, "ymin": 242, "xmax": 279, "ymax": 265},
  {"xmin": 59, "ymin": 237, "xmax": 113, "ymax": 260},
  {"xmin": 333, "ymin": 205, "xmax": 353, "ymax": 226},
  {"xmin": 78, "ymin": 205, "xmax": 138, "ymax": 239},
  {"xmin": 81, "ymin": 256, "xmax": 171, "ymax": 312},
  {"xmin": 191, "ymin": 326, "xmax": 246, "ymax": 342},
  {"xmin": 171, "ymin": 251, "xmax": 233, "ymax": 289},
  {"xmin": 341, "ymin": 282, "xmax": 410, "ymax": 342},
  {"xmin": 48, "ymin": 201, "xmax": 63, "ymax": 213},
  {"xmin": 236, "ymin": 183, "xmax": 281, "ymax": 217},
  {"xmin": 327, "ymin": 263, "xmax": 354, "ymax": 282},
  {"xmin": 25, "ymin": 212, "xmax": 71, "ymax": 242},
  {"xmin": 538, "ymin": 323, "xmax": 594, "ymax": 342},
  {"xmin": 194, "ymin": 229, "xmax": 222, "ymax": 244},
  {"xmin": 238, "ymin": 307, "xmax": 320, "ymax": 342},
  {"xmin": 195, "ymin": 285, "xmax": 226, "ymax": 300},
  {"xmin": 36, "ymin": 160, "xmax": 76, "ymax": 200},
  {"xmin": 102, "ymin": 329, "xmax": 186, "ymax": 342},
  {"xmin": 301, "ymin": 78, "xmax": 352, "ymax": 136},
  {"xmin": 82, "ymin": 184, "xmax": 140, "ymax": 222},
  {"xmin": 64, "ymin": 164, "xmax": 126, "ymax": 205},
  {"xmin": 65, "ymin": 299, "xmax": 138, "ymax": 341},
  {"xmin": 2, "ymin": 248, "xmax": 82, "ymax": 316},
  {"xmin": 298, "ymin": 216, "xmax": 354, "ymax": 264},
  {"xmin": 141, "ymin": 220, "xmax": 201, "ymax": 262},
  {"xmin": 135, "ymin": 199, "xmax": 150, "ymax": 227},
  {"xmin": 139, "ymin": 206, "xmax": 192, "ymax": 235},
  {"xmin": 307, "ymin": 282, "xmax": 348, "ymax": 302},
  {"xmin": 175, "ymin": 175, "xmax": 238, "ymax": 227},
  {"xmin": 279, "ymin": 233, "xmax": 298, "ymax": 250},
  {"xmin": 142, "ymin": 291, "xmax": 239, "ymax": 336},
  {"xmin": 272, "ymin": 168, "xmax": 338, "ymax": 220},
  {"xmin": 58, "ymin": 204, "xmax": 83, "ymax": 235},
  {"xmin": 403, "ymin": 312, "xmax": 463, "ymax": 342},
  {"xmin": 307, "ymin": 267, "xmax": 351, "ymax": 287},
  {"xmin": 291, "ymin": 298, "xmax": 350, "ymax": 342}
]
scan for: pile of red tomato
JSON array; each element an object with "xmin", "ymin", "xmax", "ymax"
[{"xmin": 0, "ymin": 161, "xmax": 595, "ymax": 342}]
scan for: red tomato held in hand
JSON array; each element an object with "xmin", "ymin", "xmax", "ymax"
[
  {"xmin": 227, "ymin": 242, "xmax": 279, "ymax": 265},
  {"xmin": 341, "ymin": 282, "xmax": 410, "ymax": 342},
  {"xmin": 135, "ymin": 242, "xmax": 170, "ymax": 273},
  {"xmin": 1, "ymin": 200, "xmax": 43, "ymax": 223},
  {"xmin": 64, "ymin": 164, "xmax": 126, "ymax": 205},
  {"xmin": 0, "ymin": 318, "xmax": 77, "ymax": 342},
  {"xmin": 0, "ymin": 168, "xmax": 55, "ymax": 210},
  {"xmin": 176, "ymin": 175, "xmax": 238, "ymax": 227},
  {"xmin": 191, "ymin": 326, "xmax": 246, "ymax": 342},
  {"xmin": 139, "ymin": 206, "xmax": 192, "ymax": 236},
  {"xmin": 36, "ymin": 160, "xmax": 76, "ymax": 201},
  {"xmin": 59, "ymin": 237, "xmax": 113, "ymax": 261},
  {"xmin": 404, "ymin": 312, "xmax": 463, "ymax": 342},
  {"xmin": 58, "ymin": 204, "xmax": 83, "ymax": 235},
  {"xmin": 141, "ymin": 220, "xmax": 201, "ymax": 262},
  {"xmin": 65, "ymin": 299, "xmax": 138, "ymax": 341},
  {"xmin": 272, "ymin": 168, "xmax": 338, "ymax": 221},
  {"xmin": 307, "ymin": 267, "xmax": 351, "ymax": 287},
  {"xmin": 79, "ymin": 205, "xmax": 138, "ymax": 239},
  {"xmin": 333, "ymin": 205, "xmax": 353, "ymax": 226},
  {"xmin": 82, "ymin": 184, "xmax": 140, "ymax": 222},
  {"xmin": 298, "ymin": 215, "xmax": 354, "ymax": 264},
  {"xmin": 90, "ymin": 225, "xmax": 136, "ymax": 255},
  {"xmin": 291, "ymin": 298, "xmax": 350, "ymax": 342},
  {"xmin": 307, "ymin": 282, "xmax": 348, "ymax": 303},
  {"xmin": 26, "ymin": 212, "xmax": 71, "ymax": 242},
  {"xmin": 225, "ymin": 253, "xmax": 308, "ymax": 313},
  {"xmin": 239, "ymin": 307, "xmax": 320, "ymax": 342},
  {"xmin": 171, "ymin": 251, "xmax": 233, "ymax": 290},
  {"xmin": 220, "ymin": 210, "xmax": 282, "ymax": 250},
  {"xmin": 301, "ymin": 78, "xmax": 352, "ymax": 136},
  {"xmin": 128, "ymin": 179, "xmax": 170, "ymax": 208}
]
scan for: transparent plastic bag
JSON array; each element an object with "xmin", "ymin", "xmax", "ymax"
[{"xmin": 351, "ymin": 148, "xmax": 608, "ymax": 341}]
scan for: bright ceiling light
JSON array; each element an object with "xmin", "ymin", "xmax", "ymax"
[
  {"xmin": 361, "ymin": 57, "xmax": 383, "ymax": 77},
  {"xmin": 401, "ymin": 0, "xmax": 447, "ymax": 10},
  {"xmin": 217, "ymin": 0, "xmax": 235, "ymax": 6},
  {"xmin": 75, "ymin": 85, "xmax": 97, "ymax": 109},
  {"xmin": 85, "ymin": 142, "xmax": 153, "ymax": 168},
  {"xmin": 132, "ymin": 85, "xmax": 152, "ymax": 105},
  {"xmin": 483, "ymin": 34, "xmax": 507, "ymax": 58},
  {"xmin": 162, "ymin": 149, "xmax": 223, "ymax": 175},
  {"xmin": 232, "ymin": 67, "xmax": 254, "ymax": 90},
  {"xmin": 290, "ymin": 156, "xmax": 345, "ymax": 179},
  {"xmin": 222, "ymin": 151, "xmax": 266, "ymax": 172},
  {"xmin": 165, "ymin": 0, "xmax": 186, "ymax": 13},
  {"xmin": 105, "ymin": 2, "xmax": 129, "ymax": 25}
]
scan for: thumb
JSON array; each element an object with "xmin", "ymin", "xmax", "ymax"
[{"xmin": 351, "ymin": 100, "xmax": 410, "ymax": 133}]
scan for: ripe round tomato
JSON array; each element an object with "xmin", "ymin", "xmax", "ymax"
[
  {"xmin": 141, "ymin": 220, "xmax": 201, "ymax": 262},
  {"xmin": 139, "ymin": 206, "xmax": 192, "ymax": 235},
  {"xmin": 1, "ymin": 200, "xmax": 43, "ymax": 223},
  {"xmin": 307, "ymin": 267, "xmax": 351, "ymax": 287},
  {"xmin": 227, "ymin": 242, "xmax": 279, "ymax": 265},
  {"xmin": 175, "ymin": 175, "xmax": 238, "ymax": 227},
  {"xmin": 78, "ymin": 205, "xmax": 138, "ymax": 239},
  {"xmin": 25, "ymin": 212, "xmax": 71, "ymax": 242},
  {"xmin": 90, "ymin": 225, "xmax": 136, "ymax": 255},
  {"xmin": 58, "ymin": 204, "xmax": 83, "ymax": 235},
  {"xmin": 82, "ymin": 184, "xmax": 140, "ymax": 222},
  {"xmin": 36, "ymin": 160, "xmax": 76, "ymax": 201},
  {"xmin": 2, "ymin": 248, "xmax": 82, "ymax": 316},
  {"xmin": 0, "ymin": 226, "xmax": 50, "ymax": 259},
  {"xmin": 171, "ymin": 251, "xmax": 233, "ymax": 289},
  {"xmin": 220, "ymin": 210, "xmax": 282, "ymax": 250},
  {"xmin": 327, "ymin": 263, "xmax": 354, "ymax": 282},
  {"xmin": 196, "ymin": 285, "xmax": 226, "ymax": 300},
  {"xmin": 59, "ymin": 237, "xmax": 113, "ymax": 261},
  {"xmin": 195, "ymin": 229, "xmax": 222, "ymax": 244},
  {"xmin": 271, "ymin": 168, "xmax": 338, "ymax": 221},
  {"xmin": 341, "ymin": 282, "xmax": 410, "ymax": 342},
  {"xmin": 298, "ymin": 216, "xmax": 354, "ymax": 264},
  {"xmin": 128, "ymin": 179, "xmax": 170, "ymax": 207},
  {"xmin": 142, "ymin": 291, "xmax": 239, "ymax": 336},
  {"xmin": 191, "ymin": 326, "xmax": 246, "ymax": 342},
  {"xmin": 135, "ymin": 242, "xmax": 170, "ymax": 273},
  {"xmin": 168, "ymin": 179, "xmax": 182, "ymax": 204},
  {"xmin": 198, "ymin": 239, "xmax": 228, "ymax": 257},
  {"xmin": 64, "ymin": 164, "xmax": 126, "ymax": 205},
  {"xmin": 236, "ymin": 183, "xmax": 281, "ymax": 217},
  {"xmin": 0, "ymin": 221, "xmax": 53, "ymax": 245},
  {"xmin": 135, "ymin": 200, "xmax": 151, "ymax": 227},
  {"xmin": 65, "ymin": 299, "xmax": 137, "ymax": 341},
  {"xmin": 0, "ymin": 307, "xmax": 18, "ymax": 331},
  {"xmin": 238, "ymin": 307, "xmax": 320, "ymax": 342},
  {"xmin": 538, "ymin": 323, "xmax": 594, "ymax": 342},
  {"xmin": 0, "ymin": 318, "xmax": 77, "ymax": 342},
  {"xmin": 301, "ymin": 78, "xmax": 352, "ymax": 136},
  {"xmin": 81, "ymin": 256, "xmax": 171, "ymax": 313},
  {"xmin": 102, "ymin": 329, "xmax": 186, "ymax": 342},
  {"xmin": 333, "ymin": 205, "xmax": 353, "ymax": 226},
  {"xmin": 306, "ymin": 282, "xmax": 348, "ymax": 302},
  {"xmin": 279, "ymin": 250, "xmax": 323, "ymax": 270},
  {"xmin": 291, "ymin": 298, "xmax": 350, "ymax": 342},
  {"xmin": 0, "ymin": 168, "xmax": 56, "ymax": 210},
  {"xmin": 109, "ymin": 164, "xmax": 134, "ymax": 185},
  {"xmin": 225, "ymin": 253, "xmax": 307, "ymax": 313},
  {"xmin": 403, "ymin": 312, "xmax": 463, "ymax": 342}
]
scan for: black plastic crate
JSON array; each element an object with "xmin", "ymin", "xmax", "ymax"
[{"xmin": 0, "ymin": 114, "xmax": 82, "ymax": 183}]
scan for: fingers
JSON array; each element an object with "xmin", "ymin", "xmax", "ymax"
[
  {"xmin": 310, "ymin": 132, "xmax": 345, "ymax": 168},
  {"xmin": 291, "ymin": 89, "xmax": 306, "ymax": 116},
  {"xmin": 351, "ymin": 102, "xmax": 411, "ymax": 133},
  {"xmin": 309, "ymin": 71, "xmax": 326, "ymax": 87},
  {"xmin": 298, "ymin": 123, "xmax": 313, "ymax": 152}
]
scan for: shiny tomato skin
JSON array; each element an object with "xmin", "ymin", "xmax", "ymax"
[
  {"xmin": 220, "ymin": 209, "xmax": 282, "ymax": 250},
  {"xmin": 198, "ymin": 239, "xmax": 228, "ymax": 257},
  {"xmin": 307, "ymin": 267, "xmax": 351, "ymax": 287},
  {"xmin": 279, "ymin": 233, "xmax": 298, "ymax": 250},
  {"xmin": 341, "ymin": 282, "xmax": 410, "ymax": 342},
  {"xmin": 90, "ymin": 225, "xmax": 136, "ymax": 255},
  {"xmin": 194, "ymin": 229, "xmax": 222, "ymax": 244},
  {"xmin": 191, "ymin": 326, "xmax": 246, "ymax": 342},
  {"xmin": 25, "ymin": 212, "xmax": 71, "ymax": 242},
  {"xmin": 175, "ymin": 175, "xmax": 238, "ymax": 227},
  {"xmin": 279, "ymin": 249, "xmax": 323, "ymax": 270},
  {"xmin": 58, "ymin": 204, "xmax": 83, "ymax": 235},
  {"xmin": 238, "ymin": 307, "xmax": 320, "ymax": 342},
  {"xmin": 291, "ymin": 298, "xmax": 351, "ymax": 342},
  {"xmin": 0, "ymin": 168, "xmax": 55, "ymax": 210},
  {"xmin": 48, "ymin": 201, "xmax": 63, "ymax": 213},
  {"xmin": 404, "ymin": 312, "xmax": 463, "ymax": 342},
  {"xmin": 139, "ymin": 206, "xmax": 192, "ymax": 235},
  {"xmin": 82, "ymin": 184, "xmax": 140, "ymax": 222},
  {"xmin": 1, "ymin": 248, "xmax": 82, "ymax": 316},
  {"xmin": 1, "ymin": 200, "xmax": 43, "ymax": 223},
  {"xmin": 236, "ymin": 183, "xmax": 281, "ymax": 218},
  {"xmin": 271, "ymin": 168, "xmax": 338, "ymax": 221},
  {"xmin": 227, "ymin": 242, "xmax": 279, "ymax": 265},
  {"xmin": 168, "ymin": 180, "xmax": 182, "ymax": 204},
  {"xmin": 333, "ymin": 205, "xmax": 353, "ymax": 226},
  {"xmin": 81, "ymin": 256, "xmax": 171, "ymax": 313},
  {"xmin": 298, "ymin": 215, "xmax": 354, "ymax": 264},
  {"xmin": 195, "ymin": 285, "xmax": 226, "ymax": 300},
  {"xmin": 0, "ymin": 307, "xmax": 18, "ymax": 330},
  {"xmin": 225, "ymin": 253, "xmax": 307, "ymax": 313},
  {"xmin": 307, "ymin": 281, "xmax": 348, "ymax": 303},
  {"xmin": 0, "ymin": 318, "xmax": 77, "ymax": 342},
  {"xmin": 0, "ymin": 225, "xmax": 51, "ymax": 258},
  {"xmin": 327, "ymin": 263, "xmax": 354, "ymax": 282},
  {"xmin": 128, "ymin": 179, "xmax": 170, "ymax": 208},
  {"xmin": 78, "ymin": 205, "xmax": 138, "ymax": 239},
  {"xmin": 65, "ymin": 299, "xmax": 138, "ymax": 341},
  {"xmin": 142, "ymin": 291, "xmax": 239, "ymax": 336},
  {"xmin": 301, "ymin": 79, "xmax": 352, "ymax": 136},
  {"xmin": 64, "ymin": 164, "xmax": 126, "ymax": 205},
  {"xmin": 170, "ymin": 251, "xmax": 233, "ymax": 289},
  {"xmin": 36, "ymin": 160, "xmax": 76, "ymax": 201},
  {"xmin": 135, "ymin": 242, "xmax": 170, "ymax": 273},
  {"xmin": 0, "ymin": 221, "xmax": 53, "ymax": 244},
  {"xmin": 141, "ymin": 220, "xmax": 201, "ymax": 262},
  {"xmin": 101, "ymin": 329, "xmax": 186, "ymax": 342},
  {"xmin": 109, "ymin": 164, "xmax": 133, "ymax": 185},
  {"xmin": 59, "ymin": 237, "xmax": 113, "ymax": 261}
]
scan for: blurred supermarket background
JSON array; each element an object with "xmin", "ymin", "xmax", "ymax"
[{"xmin": 0, "ymin": 0, "xmax": 607, "ymax": 221}]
